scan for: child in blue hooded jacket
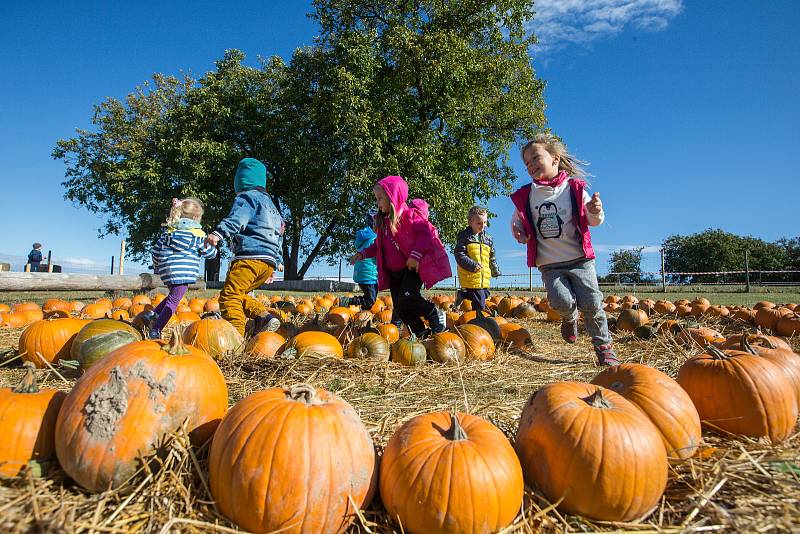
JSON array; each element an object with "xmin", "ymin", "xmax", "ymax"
[
  {"xmin": 347, "ymin": 212, "xmax": 379, "ymax": 310},
  {"xmin": 205, "ymin": 158, "xmax": 284, "ymax": 336}
]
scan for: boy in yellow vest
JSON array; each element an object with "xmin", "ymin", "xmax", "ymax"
[{"xmin": 454, "ymin": 206, "xmax": 500, "ymax": 311}]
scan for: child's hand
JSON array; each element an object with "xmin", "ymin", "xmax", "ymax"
[
  {"xmin": 277, "ymin": 263, "xmax": 284, "ymax": 272},
  {"xmin": 587, "ymin": 192, "xmax": 603, "ymax": 214},
  {"xmin": 349, "ymin": 253, "xmax": 362, "ymax": 265},
  {"xmin": 406, "ymin": 257, "xmax": 420, "ymax": 272},
  {"xmin": 513, "ymin": 229, "xmax": 530, "ymax": 244},
  {"xmin": 205, "ymin": 234, "xmax": 220, "ymax": 247}
]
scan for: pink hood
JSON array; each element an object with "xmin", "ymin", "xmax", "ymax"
[{"xmin": 364, "ymin": 176, "xmax": 452, "ymax": 289}]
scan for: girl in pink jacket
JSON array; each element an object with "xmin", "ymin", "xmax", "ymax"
[
  {"xmin": 351, "ymin": 175, "xmax": 451, "ymax": 338},
  {"xmin": 510, "ymin": 134, "xmax": 618, "ymax": 366}
]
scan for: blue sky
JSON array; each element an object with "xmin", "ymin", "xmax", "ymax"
[{"xmin": 1, "ymin": 1, "xmax": 798, "ymax": 280}]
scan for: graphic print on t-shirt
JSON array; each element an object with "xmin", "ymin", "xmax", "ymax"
[{"xmin": 536, "ymin": 202, "xmax": 564, "ymax": 239}]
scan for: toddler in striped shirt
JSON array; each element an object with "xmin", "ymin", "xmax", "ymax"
[{"xmin": 149, "ymin": 197, "xmax": 218, "ymax": 339}]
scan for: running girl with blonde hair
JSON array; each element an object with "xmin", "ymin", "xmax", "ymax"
[
  {"xmin": 510, "ymin": 133, "xmax": 618, "ymax": 366},
  {"xmin": 148, "ymin": 197, "xmax": 218, "ymax": 339}
]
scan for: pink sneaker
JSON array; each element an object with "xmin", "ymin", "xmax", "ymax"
[
  {"xmin": 560, "ymin": 319, "xmax": 578, "ymax": 343},
  {"xmin": 594, "ymin": 344, "xmax": 620, "ymax": 366}
]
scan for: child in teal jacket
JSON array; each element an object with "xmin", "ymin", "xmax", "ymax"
[{"xmin": 348, "ymin": 212, "xmax": 378, "ymax": 310}]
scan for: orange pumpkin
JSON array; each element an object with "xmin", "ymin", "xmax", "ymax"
[
  {"xmin": 515, "ymin": 382, "xmax": 667, "ymax": 521},
  {"xmin": 616, "ymin": 307, "xmax": 649, "ymax": 332},
  {"xmin": 677, "ymin": 345, "xmax": 798, "ymax": 443},
  {"xmin": 208, "ymin": 385, "xmax": 377, "ymax": 534},
  {"xmin": 592, "ymin": 363, "xmax": 701, "ymax": 460},
  {"xmin": 545, "ymin": 308, "xmax": 561, "ymax": 322},
  {"xmin": 0, "ymin": 364, "xmax": 66, "ymax": 477},
  {"xmin": 80, "ymin": 303, "xmax": 111, "ymax": 319},
  {"xmin": 381, "ymin": 412, "xmax": 523, "ymax": 534},
  {"xmin": 454, "ymin": 324, "xmax": 495, "ymax": 361},
  {"xmin": 376, "ymin": 323, "xmax": 400, "ymax": 343},
  {"xmin": 423, "ymin": 332, "xmax": 466, "ymax": 364},
  {"xmin": 43, "ymin": 299, "xmax": 72, "ymax": 313},
  {"xmin": 374, "ymin": 309, "xmax": 393, "ymax": 324},
  {"xmin": 55, "ymin": 336, "xmax": 228, "ymax": 492},
  {"xmin": 347, "ymin": 333, "xmax": 390, "ymax": 361},
  {"xmin": 18, "ymin": 317, "xmax": 86, "ymax": 368},
  {"xmin": 499, "ymin": 322, "xmax": 533, "ymax": 348},
  {"xmin": 280, "ymin": 331, "xmax": 343, "ymax": 359},
  {"xmin": 111, "ymin": 297, "xmax": 132, "ymax": 310},
  {"xmin": 182, "ymin": 318, "xmax": 244, "ymax": 359},
  {"xmin": 244, "ymin": 331, "xmax": 286, "ymax": 359},
  {"xmin": 131, "ymin": 294, "xmax": 151, "ymax": 306}
]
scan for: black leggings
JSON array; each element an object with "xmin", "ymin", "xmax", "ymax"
[{"xmin": 388, "ymin": 269, "xmax": 437, "ymax": 335}]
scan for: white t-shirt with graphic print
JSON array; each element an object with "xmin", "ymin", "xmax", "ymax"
[{"xmin": 528, "ymin": 181, "xmax": 604, "ymax": 267}]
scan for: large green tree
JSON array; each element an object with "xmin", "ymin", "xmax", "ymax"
[
  {"xmin": 54, "ymin": 0, "xmax": 545, "ymax": 278},
  {"xmin": 663, "ymin": 229, "xmax": 789, "ymax": 283}
]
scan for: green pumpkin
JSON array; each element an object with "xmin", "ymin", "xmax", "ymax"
[
  {"xmin": 391, "ymin": 335, "xmax": 427, "ymax": 366},
  {"xmin": 70, "ymin": 319, "xmax": 142, "ymax": 369}
]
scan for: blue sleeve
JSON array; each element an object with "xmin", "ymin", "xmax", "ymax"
[
  {"xmin": 214, "ymin": 195, "xmax": 254, "ymax": 239},
  {"xmin": 197, "ymin": 239, "xmax": 218, "ymax": 259}
]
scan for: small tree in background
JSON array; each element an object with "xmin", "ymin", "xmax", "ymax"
[{"xmin": 607, "ymin": 247, "xmax": 645, "ymax": 284}]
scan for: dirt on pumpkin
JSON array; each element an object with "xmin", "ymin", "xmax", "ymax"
[{"xmin": 0, "ymin": 308, "xmax": 799, "ymax": 533}]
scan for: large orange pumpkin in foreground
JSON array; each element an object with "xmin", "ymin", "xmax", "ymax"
[
  {"xmin": 677, "ymin": 345, "xmax": 797, "ymax": 443},
  {"xmin": 55, "ymin": 336, "xmax": 228, "ymax": 492},
  {"xmin": 515, "ymin": 382, "xmax": 667, "ymax": 521},
  {"xmin": 0, "ymin": 364, "xmax": 66, "ymax": 477},
  {"xmin": 208, "ymin": 384, "xmax": 377, "ymax": 534},
  {"xmin": 592, "ymin": 363, "xmax": 701, "ymax": 460},
  {"xmin": 381, "ymin": 411, "xmax": 523, "ymax": 534}
]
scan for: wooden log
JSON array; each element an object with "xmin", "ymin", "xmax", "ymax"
[{"xmin": 0, "ymin": 273, "xmax": 206, "ymax": 292}]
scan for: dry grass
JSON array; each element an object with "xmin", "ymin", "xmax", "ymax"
[{"xmin": 1, "ymin": 314, "xmax": 799, "ymax": 533}]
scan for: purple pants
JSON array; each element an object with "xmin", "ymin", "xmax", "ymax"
[{"xmin": 152, "ymin": 285, "xmax": 188, "ymax": 332}]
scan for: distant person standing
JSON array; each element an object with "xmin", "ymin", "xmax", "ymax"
[{"xmin": 27, "ymin": 243, "xmax": 43, "ymax": 272}]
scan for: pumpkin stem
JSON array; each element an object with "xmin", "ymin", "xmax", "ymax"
[
  {"xmin": 13, "ymin": 362, "xmax": 40, "ymax": 394},
  {"xmin": 288, "ymin": 384, "xmax": 318, "ymax": 404},
  {"xmin": 740, "ymin": 336, "xmax": 759, "ymax": 355},
  {"xmin": 446, "ymin": 413, "xmax": 468, "ymax": 441},
  {"xmin": 584, "ymin": 388, "xmax": 613, "ymax": 409},
  {"xmin": 165, "ymin": 329, "xmax": 192, "ymax": 356},
  {"xmin": 705, "ymin": 344, "xmax": 730, "ymax": 360}
]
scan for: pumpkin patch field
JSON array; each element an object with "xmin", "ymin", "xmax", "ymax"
[{"xmin": 0, "ymin": 291, "xmax": 799, "ymax": 533}]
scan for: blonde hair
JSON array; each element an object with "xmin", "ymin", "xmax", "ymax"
[
  {"xmin": 164, "ymin": 197, "xmax": 204, "ymax": 227},
  {"xmin": 521, "ymin": 133, "xmax": 589, "ymax": 181},
  {"xmin": 468, "ymin": 205, "xmax": 488, "ymax": 220},
  {"xmin": 372, "ymin": 184, "xmax": 399, "ymax": 234}
]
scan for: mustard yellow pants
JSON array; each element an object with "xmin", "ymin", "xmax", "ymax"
[{"xmin": 219, "ymin": 259, "xmax": 273, "ymax": 335}]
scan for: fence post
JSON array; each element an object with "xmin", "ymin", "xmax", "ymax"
[
  {"xmin": 46, "ymin": 250, "xmax": 53, "ymax": 272},
  {"xmin": 24, "ymin": 263, "xmax": 31, "ymax": 272},
  {"xmin": 660, "ymin": 248, "xmax": 666, "ymax": 293},
  {"xmin": 119, "ymin": 240, "xmax": 126, "ymax": 275},
  {"xmin": 529, "ymin": 267, "xmax": 533, "ymax": 292},
  {"xmin": 110, "ymin": 256, "xmax": 115, "ymax": 275},
  {"xmin": 745, "ymin": 249, "xmax": 750, "ymax": 293}
]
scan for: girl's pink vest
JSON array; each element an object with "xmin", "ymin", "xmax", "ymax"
[
  {"xmin": 510, "ymin": 178, "xmax": 596, "ymax": 268},
  {"xmin": 365, "ymin": 176, "xmax": 452, "ymax": 290}
]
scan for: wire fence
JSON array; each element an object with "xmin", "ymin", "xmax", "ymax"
[{"xmin": 4, "ymin": 246, "xmax": 799, "ymax": 293}]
